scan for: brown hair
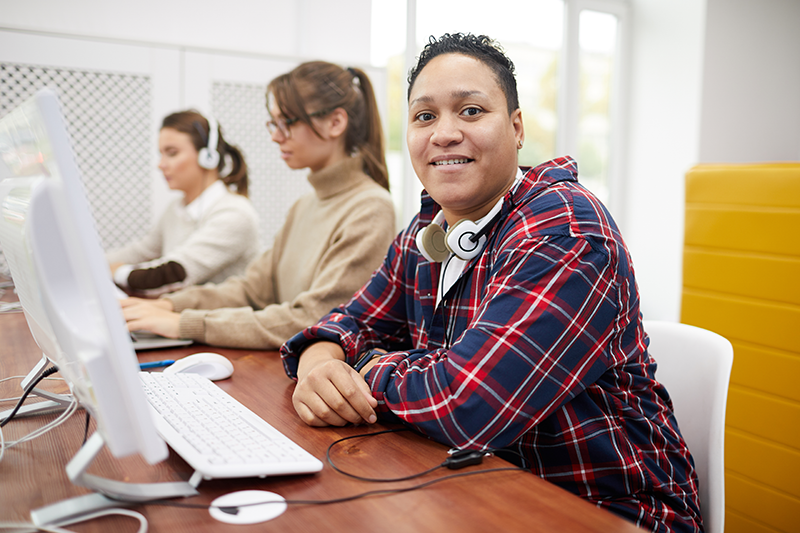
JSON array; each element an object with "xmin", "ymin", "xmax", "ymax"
[
  {"xmin": 161, "ymin": 110, "xmax": 249, "ymax": 196},
  {"xmin": 267, "ymin": 61, "xmax": 389, "ymax": 190}
]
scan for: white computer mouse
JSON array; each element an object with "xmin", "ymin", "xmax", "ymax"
[{"xmin": 163, "ymin": 352, "xmax": 234, "ymax": 381}]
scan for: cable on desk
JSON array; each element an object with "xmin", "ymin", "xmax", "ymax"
[
  {"xmin": 143, "ymin": 431, "xmax": 530, "ymax": 515},
  {"xmin": 0, "ymin": 414, "xmax": 4, "ymax": 467},
  {"xmin": 325, "ymin": 428, "xmax": 441, "ymax": 482},
  {"xmin": 325, "ymin": 427, "xmax": 530, "ymax": 482},
  {"xmin": 0, "ymin": 396, "xmax": 78, "ymax": 462},
  {"xmin": 8, "ymin": 428, "xmax": 529, "ymax": 520},
  {"xmin": 0, "ymin": 508, "xmax": 148, "ymax": 533},
  {"xmin": 1, "ymin": 367, "xmax": 72, "ymax": 465},
  {"xmin": 0, "ymin": 375, "xmax": 66, "ymax": 403},
  {"xmin": 82, "ymin": 411, "xmax": 91, "ymax": 445},
  {"xmin": 0, "ymin": 300, "xmax": 23, "ymax": 313},
  {"xmin": 148, "ymin": 463, "xmax": 528, "ymax": 515},
  {"xmin": 0, "ymin": 366, "xmax": 60, "ymax": 428},
  {"xmin": 0, "ymin": 521, "xmax": 78, "ymax": 533}
]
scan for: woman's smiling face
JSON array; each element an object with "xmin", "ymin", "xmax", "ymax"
[{"xmin": 407, "ymin": 53, "xmax": 524, "ymax": 224}]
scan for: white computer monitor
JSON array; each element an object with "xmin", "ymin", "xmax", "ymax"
[{"xmin": 0, "ymin": 89, "xmax": 195, "ymax": 525}]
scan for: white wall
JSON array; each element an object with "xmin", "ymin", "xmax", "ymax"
[
  {"xmin": 699, "ymin": 0, "xmax": 800, "ymax": 163},
  {"xmin": 623, "ymin": 0, "xmax": 707, "ymax": 322},
  {"xmin": 0, "ymin": 0, "xmax": 373, "ymax": 64}
]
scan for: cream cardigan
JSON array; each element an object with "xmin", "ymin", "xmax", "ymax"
[{"xmin": 107, "ymin": 180, "xmax": 260, "ymax": 295}]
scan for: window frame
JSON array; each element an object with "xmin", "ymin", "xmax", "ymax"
[{"xmin": 396, "ymin": 0, "xmax": 630, "ymax": 226}]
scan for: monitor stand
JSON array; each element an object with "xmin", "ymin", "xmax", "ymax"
[
  {"xmin": 0, "ymin": 354, "xmax": 76, "ymax": 420},
  {"xmin": 30, "ymin": 431, "xmax": 199, "ymax": 527}
]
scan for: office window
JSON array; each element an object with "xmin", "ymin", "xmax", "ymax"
[
  {"xmin": 371, "ymin": 0, "xmax": 627, "ymax": 221},
  {"xmin": 576, "ymin": 9, "xmax": 619, "ymax": 204}
]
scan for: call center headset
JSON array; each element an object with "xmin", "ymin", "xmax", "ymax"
[
  {"xmin": 415, "ymin": 197, "xmax": 504, "ymax": 263},
  {"xmin": 196, "ymin": 115, "xmax": 221, "ymax": 170}
]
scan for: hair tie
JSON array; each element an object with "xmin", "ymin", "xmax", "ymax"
[{"xmin": 346, "ymin": 67, "xmax": 361, "ymax": 87}]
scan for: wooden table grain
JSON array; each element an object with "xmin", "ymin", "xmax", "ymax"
[{"xmin": 0, "ymin": 288, "xmax": 642, "ymax": 532}]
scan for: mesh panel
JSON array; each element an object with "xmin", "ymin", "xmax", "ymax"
[
  {"xmin": 0, "ymin": 64, "xmax": 309, "ymax": 254},
  {"xmin": 0, "ymin": 62, "xmax": 151, "ymax": 251},
  {"xmin": 212, "ymin": 81, "xmax": 311, "ymax": 249}
]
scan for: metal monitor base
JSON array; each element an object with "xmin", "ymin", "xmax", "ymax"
[{"xmin": 31, "ymin": 432, "xmax": 198, "ymax": 527}]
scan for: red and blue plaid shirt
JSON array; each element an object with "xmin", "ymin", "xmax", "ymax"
[{"xmin": 282, "ymin": 157, "xmax": 702, "ymax": 532}]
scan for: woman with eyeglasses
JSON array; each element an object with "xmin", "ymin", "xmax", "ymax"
[
  {"xmin": 119, "ymin": 61, "xmax": 396, "ymax": 350},
  {"xmin": 107, "ymin": 110, "xmax": 259, "ymax": 296}
]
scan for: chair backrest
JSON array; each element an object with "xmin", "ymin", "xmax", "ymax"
[{"xmin": 643, "ymin": 320, "xmax": 734, "ymax": 533}]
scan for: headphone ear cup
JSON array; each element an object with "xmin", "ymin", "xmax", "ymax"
[
  {"xmin": 446, "ymin": 219, "xmax": 486, "ymax": 260},
  {"xmin": 197, "ymin": 147, "xmax": 220, "ymax": 170},
  {"xmin": 416, "ymin": 223, "xmax": 450, "ymax": 263}
]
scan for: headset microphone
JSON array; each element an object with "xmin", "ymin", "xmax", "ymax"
[{"xmin": 197, "ymin": 115, "xmax": 221, "ymax": 170}]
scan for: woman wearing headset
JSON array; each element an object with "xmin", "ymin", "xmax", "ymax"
[
  {"xmin": 119, "ymin": 62, "xmax": 396, "ymax": 351},
  {"xmin": 281, "ymin": 35, "xmax": 702, "ymax": 533},
  {"xmin": 107, "ymin": 111, "xmax": 259, "ymax": 295}
]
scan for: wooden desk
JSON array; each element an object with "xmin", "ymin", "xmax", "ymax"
[{"xmin": 0, "ymin": 299, "xmax": 642, "ymax": 532}]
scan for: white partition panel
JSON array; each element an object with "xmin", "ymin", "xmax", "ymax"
[{"xmin": 0, "ymin": 30, "xmax": 182, "ymax": 250}]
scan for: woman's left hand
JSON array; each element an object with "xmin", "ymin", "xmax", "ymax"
[{"xmin": 293, "ymin": 341, "xmax": 378, "ymax": 427}]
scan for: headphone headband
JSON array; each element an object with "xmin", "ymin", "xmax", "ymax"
[
  {"xmin": 469, "ymin": 198, "xmax": 503, "ymax": 244},
  {"xmin": 206, "ymin": 116, "xmax": 218, "ymax": 152},
  {"xmin": 197, "ymin": 115, "xmax": 221, "ymax": 170}
]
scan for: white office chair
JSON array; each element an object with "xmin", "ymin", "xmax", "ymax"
[{"xmin": 643, "ymin": 320, "xmax": 733, "ymax": 533}]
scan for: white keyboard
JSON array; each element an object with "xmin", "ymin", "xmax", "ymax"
[{"xmin": 139, "ymin": 372, "xmax": 323, "ymax": 482}]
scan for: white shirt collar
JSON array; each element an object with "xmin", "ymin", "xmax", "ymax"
[
  {"xmin": 436, "ymin": 167, "xmax": 522, "ymax": 306},
  {"xmin": 183, "ymin": 180, "xmax": 227, "ymax": 221}
]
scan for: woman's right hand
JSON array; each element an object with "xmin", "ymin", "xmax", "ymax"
[
  {"xmin": 293, "ymin": 341, "xmax": 378, "ymax": 427},
  {"xmin": 119, "ymin": 297, "xmax": 180, "ymax": 338}
]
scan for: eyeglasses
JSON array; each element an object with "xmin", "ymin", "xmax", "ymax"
[{"xmin": 266, "ymin": 106, "xmax": 338, "ymax": 139}]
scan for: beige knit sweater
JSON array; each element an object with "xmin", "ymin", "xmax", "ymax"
[{"xmin": 164, "ymin": 156, "xmax": 396, "ymax": 350}]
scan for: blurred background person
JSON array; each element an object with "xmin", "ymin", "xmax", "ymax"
[{"xmin": 107, "ymin": 110, "xmax": 259, "ymax": 296}]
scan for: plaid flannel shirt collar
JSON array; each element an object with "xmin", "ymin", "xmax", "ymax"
[{"xmin": 416, "ymin": 155, "xmax": 580, "ymax": 231}]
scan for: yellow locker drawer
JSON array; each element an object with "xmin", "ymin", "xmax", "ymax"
[
  {"xmin": 686, "ymin": 164, "xmax": 800, "ymax": 207},
  {"xmin": 683, "ymin": 248, "xmax": 800, "ymax": 305},
  {"xmin": 681, "ymin": 290, "xmax": 800, "ymax": 353}
]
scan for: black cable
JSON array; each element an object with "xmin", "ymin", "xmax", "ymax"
[
  {"xmin": 325, "ymin": 428, "xmax": 529, "ymax": 481},
  {"xmin": 109, "ymin": 428, "xmax": 530, "ymax": 516},
  {"xmin": 147, "ymin": 464, "xmax": 527, "ymax": 513},
  {"xmin": 325, "ymin": 428, "xmax": 443, "ymax": 482},
  {"xmin": 0, "ymin": 365, "xmax": 59, "ymax": 427},
  {"xmin": 82, "ymin": 410, "xmax": 91, "ymax": 445}
]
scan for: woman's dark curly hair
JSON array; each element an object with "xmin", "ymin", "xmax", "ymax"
[{"xmin": 407, "ymin": 33, "xmax": 519, "ymax": 114}]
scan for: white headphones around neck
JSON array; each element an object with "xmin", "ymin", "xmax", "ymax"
[
  {"xmin": 415, "ymin": 198, "xmax": 504, "ymax": 263},
  {"xmin": 197, "ymin": 115, "xmax": 220, "ymax": 170}
]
